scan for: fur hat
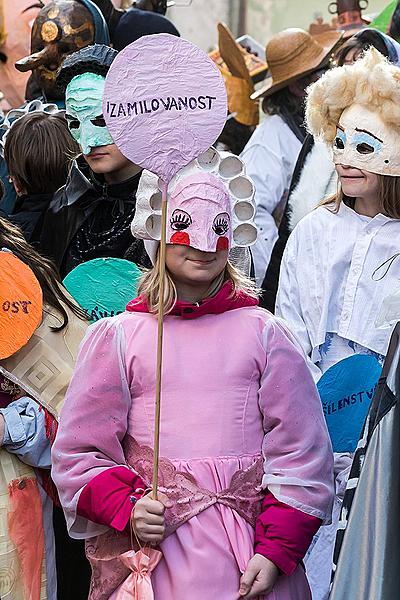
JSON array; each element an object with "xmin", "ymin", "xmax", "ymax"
[{"xmin": 306, "ymin": 48, "xmax": 400, "ymax": 176}]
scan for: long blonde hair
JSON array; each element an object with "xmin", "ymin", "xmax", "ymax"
[
  {"xmin": 320, "ymin": 175, "xmax": 400, "ymax": 218},
  {"xmin": 138, "ymin": 253, "xmax": 259, "ymax": 314}
]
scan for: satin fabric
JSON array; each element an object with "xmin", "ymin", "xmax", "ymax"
[
  {"xmin": 53, "ymin": 302, "xmax": 333, "ymax": 599},
  {"xmin": 116, "ymin": 549, "xmax": 162, "ymax": 600}
]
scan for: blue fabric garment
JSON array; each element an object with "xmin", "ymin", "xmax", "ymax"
[
  {"xmin": 0, "ymin": 397, "xmax": 51, "ymax": 469},
  {"xmin": 79, "ymin": 0, "xmax": 110, "ymax": 45}
]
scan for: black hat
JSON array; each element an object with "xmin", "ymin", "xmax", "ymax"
[
  {"xmin": 57, "ymin": 44, "xmax": 117, "ymax": 91},
  {"xmin": 113, "ymin": 8, "xmax": 179, "ymax": 52}
]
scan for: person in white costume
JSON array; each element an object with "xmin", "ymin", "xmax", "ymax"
[
  {"xmin": 241, "ymin": 28, "xmax": 342, "ymax": 284},
  {"xmin": 276, "ymin": 48, "xmax": 400, "ymax": 600}
]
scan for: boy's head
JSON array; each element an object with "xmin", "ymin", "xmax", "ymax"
[
  {"xmin": 4, "ymin": 112, "xmax": 78, "ymax": 196},
  {"xmin": 58, "ymin": 44, "xmax": 133, "ymax": 177}
]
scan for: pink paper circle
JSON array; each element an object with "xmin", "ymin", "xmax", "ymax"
[{"xmin": 103, "ymin": 34, "xmax": 227, "ymax": 183}]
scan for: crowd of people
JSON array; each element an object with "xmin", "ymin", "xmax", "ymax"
[{"xmin": 0, "ymin": 0, "xmax": 400, "ymax": 598}]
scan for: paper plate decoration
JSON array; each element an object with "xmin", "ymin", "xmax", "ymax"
[
  {"xmin": 0, "ymin": 251, "xmax": 42, "ymax": 360},
  {"xmin": 63, "ymin": 258, "xmax": 142, "ymax": 323},
  {"xmin": 103, "ymin": 33, "xmax": 228, "ymax": 183},
  {"xmin": 317, "ymin": 354, "xmax": 382, "ymax": 452},
  {"xmin": 131, "ymin": 146, "xmax": 257, "ymax": 259}
]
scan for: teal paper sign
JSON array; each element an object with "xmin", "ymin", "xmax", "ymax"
[
  {"xmin": 317, "ymin": 354, "xmax": 382, "ymax": 453},
  {"xmin": 63, "ymin": 258, "xmax": 142, "ymax": 323}
]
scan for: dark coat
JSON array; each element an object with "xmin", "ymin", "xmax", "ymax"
[
  {"xmin": 40, "ymin": 159, "xmax": 150, "ymax": 278},
  {"xmin": 9, "ymin": 192, "xmax": 53, "ymax": 246}
]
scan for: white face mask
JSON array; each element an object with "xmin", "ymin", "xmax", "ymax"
[{"xmin": 332, "ymin": 103, "xmax": 400, "ymax": 176}]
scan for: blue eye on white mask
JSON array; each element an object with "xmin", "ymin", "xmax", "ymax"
[
  {"xmin": 351, "ymin": 131, "xmax": 382, "ymax": 155},
  {"xmin": 65, "ymin": 72, "xmax": 114, "ymax": 155},
  {"xmin": 333, "ymin": 128, "xmax": 346, "ymax": 151},
  {"xmin": 332, "ymin": 104, "xmax": 400, "ymax": 176}
]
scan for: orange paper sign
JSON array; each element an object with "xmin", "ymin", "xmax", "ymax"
[{"xmin": 0, "ymin": 252, "xmax": 42, "ymax": 359}]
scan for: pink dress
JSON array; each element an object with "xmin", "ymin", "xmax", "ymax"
[{"xmin": 52, "ymin": 288, "xmax": 333, "ymax": 599}]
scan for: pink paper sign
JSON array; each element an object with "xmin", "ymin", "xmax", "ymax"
[{"xmin": 103, "ymin": 33, "xmax": 227, "ymax": 183}]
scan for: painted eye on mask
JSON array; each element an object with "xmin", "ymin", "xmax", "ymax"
[
  {"xmin": 334, "ymin": 128, "xmax": 346, "ymax": 150},
  {"xmin": 65, "ymin": 114, "xmax": 80, "ymax": 130},
  {"xmin": 212, "ymin": 213, "xmax": 230, "ymax": 236},
  {"xmin": 91, "ymin": 115, "xmax": 107, "ymax": 128},
  {"xmin": 170, "ymin": 209, "xmax": 192, "ymax": 231},
  {"xmin": 352, "ymin": 132, "xmax": 382, "ymax": 155}
]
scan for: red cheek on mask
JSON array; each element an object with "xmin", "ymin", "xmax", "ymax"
[
  {"xmin": 216, "ymin": 236, "xmax": 229, "ymax": 251},
  {"xmin": 170, "ymin": 231, "xmax": 190, "ymax": 245}
]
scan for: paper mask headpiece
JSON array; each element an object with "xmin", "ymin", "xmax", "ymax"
[
  {"xmin": 131, "ymin": 146, "xmax": 257, "ymax": 258},
  {"xmin": 59, "ymin": 44, "xmax": 117, "ymax": 155},
  {"xmin": 306, "ymin": 48, "xmax": 400, "ymax": 176},
  {"xmin": 0, "ymin": 99, "xmax": 63, "ymax": 157},
  {"xmin": 103, "ymin": 33, "xmax": 227, "ymax": 183}
]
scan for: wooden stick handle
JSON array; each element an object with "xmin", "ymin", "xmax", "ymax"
[{"xmin": 152, "ymin": 180, "xmax": 168, "ymax": 500}]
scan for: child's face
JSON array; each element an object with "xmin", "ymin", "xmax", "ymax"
[
  {"xmin": 336, "ymin": 164, "xmax": 379, "ymax": 200},
  {"xmin": 165, "ymin": 244, "xmax": 228, "ymax": 289}
]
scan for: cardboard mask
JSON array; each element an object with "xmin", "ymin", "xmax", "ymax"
[
  {"xmin": 167, "ymin": 174, "xmax": 232, "ymax": 252},
  {"xmin": 16, "ymin": 0, "xmax": 95, "ymax": 101},
  {"xmin": 103, "ymin": 33, "xmax": 227, "ymax": 183},
  {"xmin": 65, "ymin": 72, "xmax": 113, "ymax": 154},
  {"xmin": 0, "ymin": 251, "xmax": 42, "ymax": 360},
  {"xmin": 333, "ymin": 103, "xmax": 400, "ymax": 176},
  {"xmin": 131, "ymin": 146, "xmax": 258, "ymax": 255}
]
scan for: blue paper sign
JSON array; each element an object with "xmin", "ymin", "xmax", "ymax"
[
  {"xmin": 63, "ymin": 258, "xmax": 142, "ymax": 323},
  {"xmin": 317, "ymin": 354, "xmax": 382, "ymax": 452}
]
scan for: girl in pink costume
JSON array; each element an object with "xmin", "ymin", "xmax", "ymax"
[{"xmin": 52, "ymin": 152, "xmax": 334, "ymax": 600}]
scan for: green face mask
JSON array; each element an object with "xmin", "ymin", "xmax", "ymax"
[{"xmin": 65, "ymin": 72, "xmax": 114, "ymax": 155}]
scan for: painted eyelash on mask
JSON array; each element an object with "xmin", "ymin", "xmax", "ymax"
[
  {"xmin": 213, "ymin": 213, "xmax": 230, "ymax": 236},
  {"xmin": 170, "ymin": 209, "xmax": 192, "ymax": 231}
]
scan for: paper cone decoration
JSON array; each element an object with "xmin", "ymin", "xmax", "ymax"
[
  {"xmin": 103, "ymin": 33, "xmax": 227, "ymax": 184},
  {"xmin": 116, "ymin": 548, "xmax": 162, "ymax": 600},
  {"xmin": 63, "ymin": 257, "xmax": 142, "ymax": 323},
  {"xmin": 0, "ymin": 251, "xmax": 42, "ymax": 360}
]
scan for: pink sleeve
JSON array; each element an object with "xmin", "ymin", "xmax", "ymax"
[
  {"xmin": 255, "ymin": 490, "xmax": 321, "ymax": 576},
  {"xmin": 77, "ymin": 466, "xmax": 145, "ymax": 532},
  {"xmin": 260, "ymin": 317, "xmax": 334, "ymax": 523},
  {"xmin": 51, "ymin": 318, "xmax": 135, "ymax": 539}
]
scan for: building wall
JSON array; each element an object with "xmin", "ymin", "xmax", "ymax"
[{"xmin": 168, "ymin": 0, "xmax": 392, "ymax": 52}]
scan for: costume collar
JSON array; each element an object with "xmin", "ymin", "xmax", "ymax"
[{"xmin": 126, "ymin": 280, "xmax": 258, "ymax": 319}]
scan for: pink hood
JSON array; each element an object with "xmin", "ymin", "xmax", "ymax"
[{"xmin": 126, "ymin": 281, "xmax": 258, "ymax": 319}]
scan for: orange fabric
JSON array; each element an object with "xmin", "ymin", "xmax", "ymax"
[
  {"xmin": 8, "ymin": 477, "xmax": 45, "ymax": 600},
  {"xmin": 116, "ymin": 548, "xmax": 162, "ymax": 600}
]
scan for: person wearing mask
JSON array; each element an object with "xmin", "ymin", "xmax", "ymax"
[
  {"xmin": 276, "ymin": 48, "xmax": 400, "ymax": 599},
  {"xmin": 261, "ymin": 28, "xmax": 400, "ymax": 311},
  {"xmin": 40, "ymin": 44, "xmax": 150, "ymax": 277}
]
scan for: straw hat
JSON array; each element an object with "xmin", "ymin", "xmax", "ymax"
[{"xmin": 252, "ymin": 28, "xmax": 343, "ymax": 100}]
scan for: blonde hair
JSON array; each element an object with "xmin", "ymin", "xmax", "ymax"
[
  {"xmin": 137, "ymin": 254, "xmax": 259, "ymax": 314},
  {"xmin": 306, "ymin": 48, "xmax": 400, "ymax": 144},
  {"xmin": 320, "ymin": 175, "xmax": 400, "ymax": 219}
]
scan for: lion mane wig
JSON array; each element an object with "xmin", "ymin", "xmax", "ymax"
[{"xmin": 305, "ymin": 48, "xmax": 400, "ymax": 144}]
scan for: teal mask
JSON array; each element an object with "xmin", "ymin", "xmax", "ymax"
[{"xmin": 65, "ymin": 72, "xmax": 114, "ymax": 155}]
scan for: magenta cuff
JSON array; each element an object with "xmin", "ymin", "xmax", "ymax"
[
  {"xmin": 255, "ymin": 491, "xmax": 322, "ymax": 576},
  {"xmin": 77, "ymin": 465, "xmax": 145, "ymax": 532}
]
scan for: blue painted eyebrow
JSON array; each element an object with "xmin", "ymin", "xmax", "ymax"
[{"xmin": 355, "ymin": 127, "xmax": 383, "ymax": 143}]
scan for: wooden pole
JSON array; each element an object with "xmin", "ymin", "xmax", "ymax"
[{"xmin": 152, "ymin": 180, "xmax": 168, "ymax": 500}]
